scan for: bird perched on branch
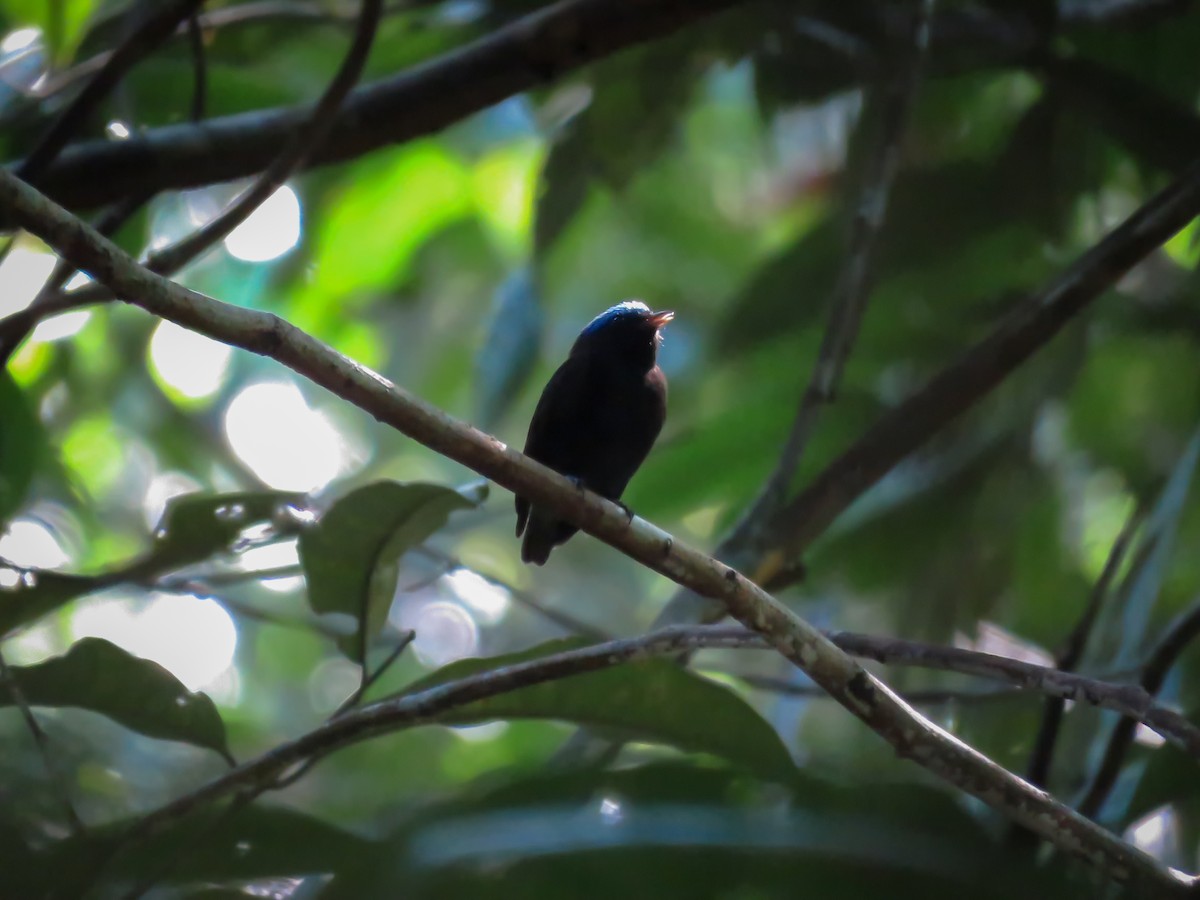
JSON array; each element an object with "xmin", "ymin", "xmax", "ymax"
[{"xmin": 515, "ymin": 300, "xmax": 673, "ymax": 565}]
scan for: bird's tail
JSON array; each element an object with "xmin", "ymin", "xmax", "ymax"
[{"xmin": 520, "ymin": 506, "xmax": 576, "ymax": 565}]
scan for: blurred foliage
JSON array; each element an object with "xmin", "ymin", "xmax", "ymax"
[{"xmin": 1, "ymin": 0, "xmax": 1200, "ymax": 897}]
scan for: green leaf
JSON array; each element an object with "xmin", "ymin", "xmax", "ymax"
[
  {"xmin": 152, "ymin": 490, "xmax": 306, "ymax": 570},
  {"xmin": 397, "ymin": 638, "xmax": 796, "ymax": 781},
  {"xmin": 475, "ymin": 267, "xmax": 543, "ymax": 429},
  {"xmin": 327, "ymin": 763, "xmax": 1083, "ymax": 900},
  {"xmin": 0, "ymin": 637, "xmax": 231, "ymax": 760},
  {"xmin": 0, "ymin": 491, "xmax": 300, "ymax": 635},
  {"xmin": 302, "ymin": 142, "xmax": 473, "ymax": 304},
  {"xmin": 0, "ymin": 370, "xmax": 41, "ymax": 527},
  {"xmin": 16, "ymin": 803, "xmax": 375, "ymax": 897},
  {"xmin": 1087, "ymin": 425, "xmax": 1200, "ymax": 673},
  {"xmin": 299, "ymin": 481, "xmax": 482, "ymax": 659}
]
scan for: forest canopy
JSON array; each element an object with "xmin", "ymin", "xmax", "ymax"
[{"xmin": 2, "ymin": 1, "xmax": 1200, "ymax": 898}]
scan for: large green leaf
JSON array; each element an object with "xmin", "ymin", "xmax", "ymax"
[
  {"xmin": 324, "ymin": 762, "xmax": 1086, "ymax": 900},
  {"xmin": 299, "ymin": 481, "xmax": 483, "ymax": 659},
  {"xmin": 395, "ymin": 638, "xmax": 796, "ymax": 782},
  {"xmin": 0, "ymin": 637, "xmax": 231, "ymax": 759},
  {"xmin": 10, "ymin": 802, "xmax": 375, "ymax": 897}
]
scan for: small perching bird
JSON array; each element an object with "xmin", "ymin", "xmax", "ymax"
[{"xmin": 515, "ymin": 300, "xmax": 673, "ymax": 565}]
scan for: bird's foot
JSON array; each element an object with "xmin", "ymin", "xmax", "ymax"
[
  {"xmin": 566, "ymin": 475, "xmax": 587, "ymax": 493},
  {"xmin": 616, "ymin": 500, "xmax": 635, "ymax": 524}
]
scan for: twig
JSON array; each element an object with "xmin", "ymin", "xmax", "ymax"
[
  {"xmin": 265, "ymin": 629, "xmax": 420, "ymax": 794},
  {"xmin": 14, "ymin": 4, "xmax": 1199, "ymax": 221},
  {"xmin": 186, "ymin": 12, "xmax": 208, "ymax": 123},
  {"xmin": 138, "ymin": 0, "xmax": 382, "ymax": 279},
  {"xmin": 18, "ymin": 0, "xmax": 207, "ymax": 184},
  {"xmin": 413, "ymin": 545, "xmax": 612, "ymax": 640},
  {"xmin": 33, "ymin": 0, "xmax": 383, "ymax": 325},
  {"xmin": 349, "ymin": 629, "xmax": 417, "ymax": 710},
  {"xmin": 737, "ymin": 0, "xmax": 934, "ymax": 532},
  {"xmin": 1022, "ymin": 505, "xmax": 1144, "ymax": 794},
  {"xmin": 653, "ymin": 0, "xmax": 934, "ymax": 629},
  {"xmin": 0, "ymin": 191, "xmax": 150, "ymax": 364},
  {"xmin": 88, "ymin": 623, "xmax": 1196, "ymax": 892},
  {"xmin": 3, "ymin": 166, "xmax": 1199, "ymax": 895},
  {"xmin": 0, "ymin": 646, "xmax": 85, "ymax": 834},
  {"xmin": 754, "ymin": 165, "xmax": 1200, "ymax": 590},
  {"xmin": 1078, "ymin": 594, "xmax": 1200, "ymax": 819},
  {"xmin": 32, "ymin": 1, "xmax": 418, "ymax": 102},
  {"xmin": 735, "ymin": 672, "xmax": 1025, "ymax": 705},
  {"xmin": 11, "ymin": 0, "xmax": 752, "ymax": 218}
]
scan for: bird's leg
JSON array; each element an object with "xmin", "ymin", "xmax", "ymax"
[{"xmin": 615, "ymin": 500, "xmax": 635, "ymax": 524}]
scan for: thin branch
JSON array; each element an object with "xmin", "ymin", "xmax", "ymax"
[
  {"xmin": 186, "ymin": 12, "xmax": 208, "ymax": 123},
  {"xmin": 755, "ymin": 163, "xmax": 1200, "ymax": 590},
  {"xmin": 738, "ymin": 0, "xmax": 934, "ymax": 529},
  {"xmin": 9, "ymin": 0, "xmax": 747, "ymax": 218},
  {"xmin": 18, "ymin": 0, "xmax": 207, "ymax": 184},
  {"xmin": 11, "ymin": 4, "xmax": 1198, "ymax": 220},
  {"xmin": 735, "ymin": 672, "xmax": 1027, "ymax": 706},
  {"xmin": 0, "ymin": 191, "xmax": 150, "ymax": 364},
  {"xmin": 1, "ymin": 0, "xmax": 382, "ymax": 358},
  {"xmin": 4, "ymin": 168, "xmax": 1199, "ymax": 894},
  {"xmin": 824, "ymin": 629, "xmax": 1200, "ymax": 756},
  {"xmin": 136, "ymin": 0, "xmax": 383, "ymax": 279},
  {"xmin": 1023, "ymin": 504, "xmax": 1144, "ymax": 793},
  {"xmin": 655, "ymin": 0, "xmax": 934, "ymax": 629},
  {"xmin": 88, "ymin": 624, "xmax": 1197, "ymax": 888},
  {"xmin": 0, "ymin": 646, "xmax": 84, "ymax": 834},
  {"xmin": 413, "ymin": 545, "xmax": 612, "ymax": 640},
  {"xmin": 32, "ymin": 1, "xmax": 417, "ymax": 102},
  {"xmin": 348, "ymin": 629, "xmax": 417, "ymax": 710},
  {"xmin": 1078, "ymin": 594, "xmax": 1200, "ymax": 819}
]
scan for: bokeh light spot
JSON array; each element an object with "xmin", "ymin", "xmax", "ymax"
[
  {"xmin": 223, "ymin": 381, "xmax": 354, "ymax": 491},
  {"xmin": 71, "ymin": 593, "xmax": 237, "ymax": 691},
  {"xmin": 405, "ymin": 601, "xmax": 479, "ymax": 668},
  {"xmin": 224, "ymin": 185, "xmax": 302, "ymax": 263},
  {"xmin": 149, "ymin": 319, "xmax": 234, "ymax": 403},
  {"xmin": 0, "ymin": 245, "xmax": 55, "ymax": 317},
  {"xmin": 0, "ymin": 518, "xmax": 69, "ymax": 568},
  {"xmin": 443, "ymin": 568, "xmax": 510, "ymax": 624}
]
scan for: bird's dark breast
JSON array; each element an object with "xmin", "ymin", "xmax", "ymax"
[
  {"xmin": 531, "ymin": 356, "xmax": 665, "ymax": 498},
  {"xmin": 515, "ymin": 351, "xmax": 667, "ymax": 563}
]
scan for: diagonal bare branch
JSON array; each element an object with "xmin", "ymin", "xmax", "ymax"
[
  {"xmin": 756, "ymin": 160, "xmax": 1200, "ymax": 589},
  {"xmin": 1, "ymin": 165, "xmax": 1197, "ymax": 895}
]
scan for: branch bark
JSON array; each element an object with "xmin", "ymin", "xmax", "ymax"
[
  {"xmin": 0, "ymin": 167, "xmax": 1195, "ymax": 895},
  {"xmin": 14, "ymin": 3, "xmax": 1199, "ymax": 219},
  {"xmin": 12, "ymin": 0, "xmax": 747, "ymax": 217},
  {"xmin": 111, "ymin": 624, "xmax": 1200, "ymax": 846},
  {"xmin": 756, "ymin": 160, "xmax": 1200, "ymax": 588}
]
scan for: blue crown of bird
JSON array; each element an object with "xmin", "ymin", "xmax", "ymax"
[{"xmin": 515, "ymin": 300, "xmax": 674, "ymax": 565}]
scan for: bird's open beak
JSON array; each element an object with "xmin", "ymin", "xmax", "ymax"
[{"xmin": 648, "ymin": 310, "xmax": 675, "ymax": 328}]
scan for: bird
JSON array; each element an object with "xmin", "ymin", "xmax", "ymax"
[{"xmin": 515, "ymin": 300, "xmax": 673, "ymax": 565}]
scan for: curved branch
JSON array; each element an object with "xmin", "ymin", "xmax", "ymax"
[
  {"xmin": 757, "ymin": 162, "xmax": 1200, "ymax": 589},
  {"xmin": 0, "ymin": 167, "xmax": 1195, "ymax": 895},
  {"xmin": 12, "ymin": 0, "xmax": 747, "ymax": 217},
  {"xmin": 1079, "ymin": 595, "xmax": 1200, "ymax": 819},
  {"xmin": 18, "ymin": 0, "xmax": 207, "ymax": 184},
  {"xmin": 117, "ymin": 624, "xmax": 1200, "ymax": 843}
]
